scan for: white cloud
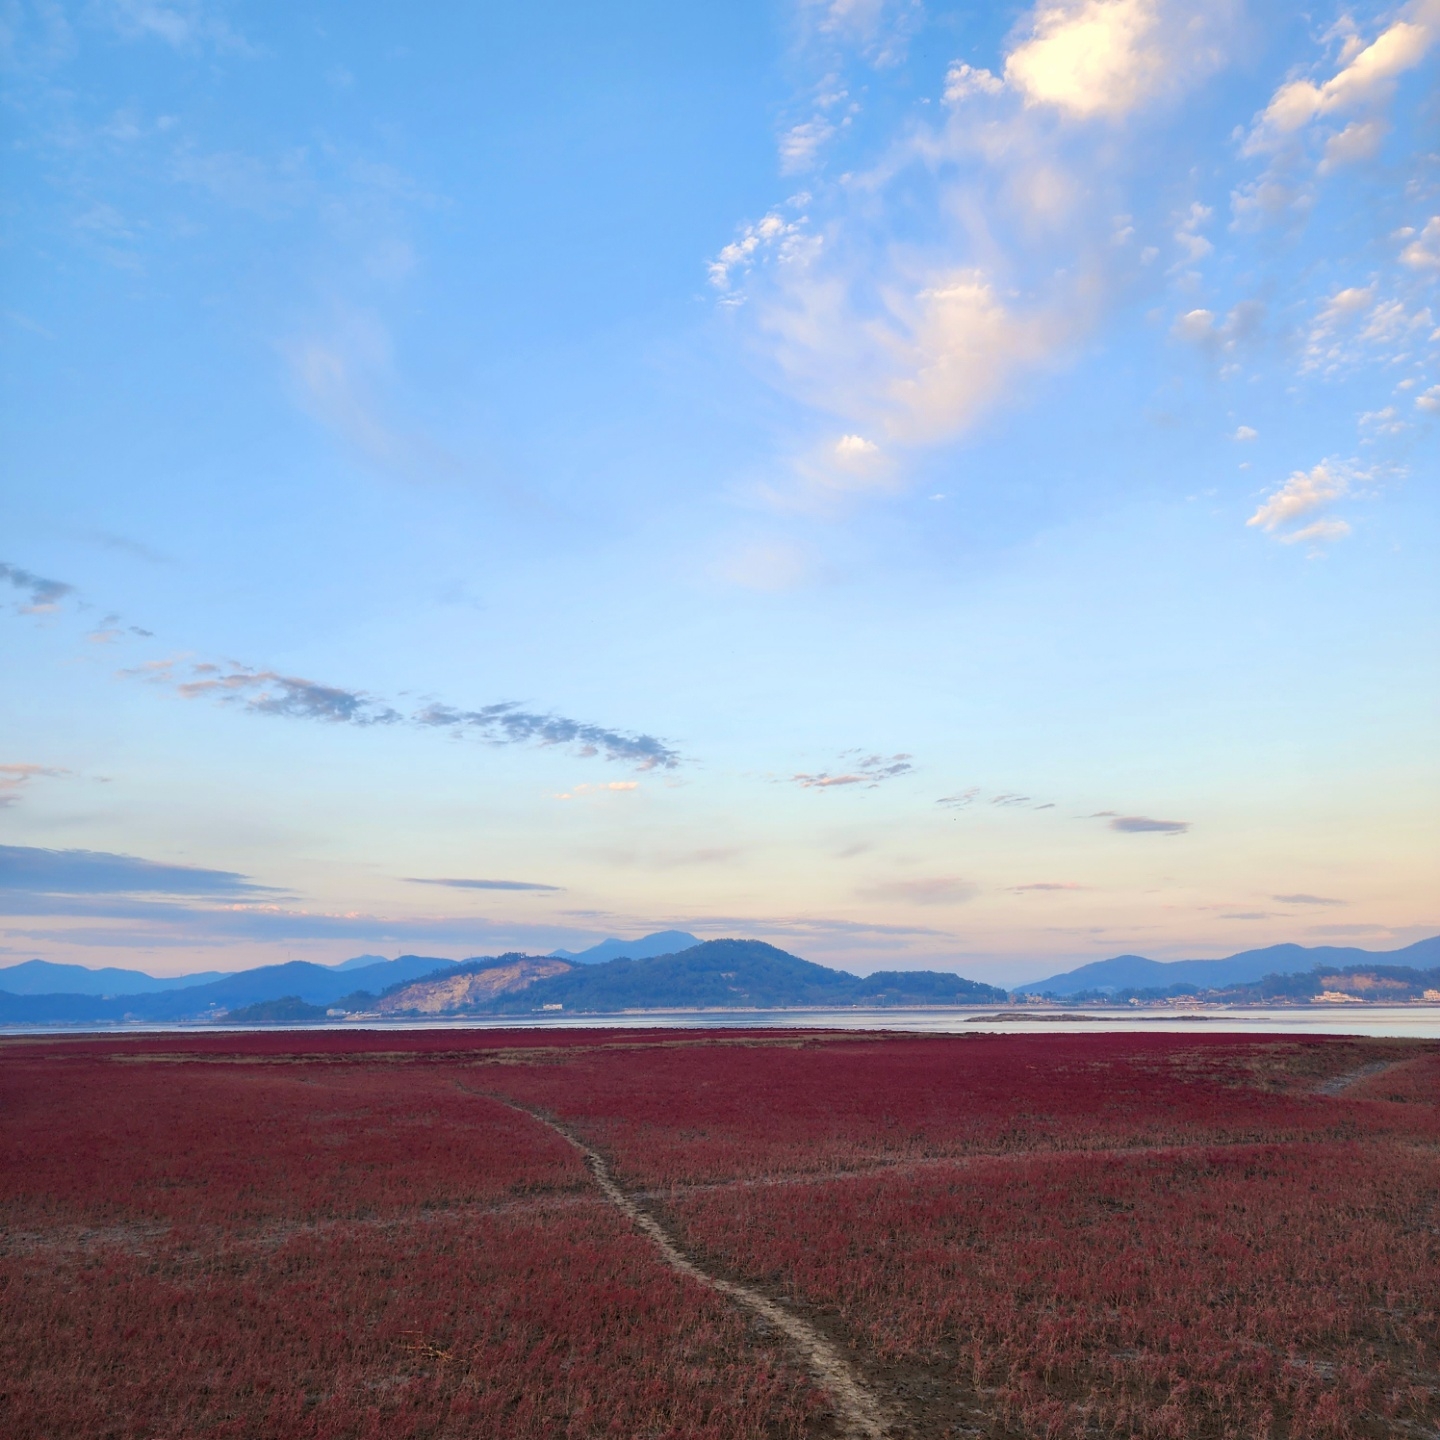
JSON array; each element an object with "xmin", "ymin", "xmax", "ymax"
[
  {"xmin": 1247, "ymin": 459, "xmax": 1370, "ymax": 545},
  {"xmin": 780, "ymin": 119, "xmax": 837, "ymax": 173},
  {"xmin": 1302, "ymin": 285, "xmax": 1434, "ymax": 374},
  {"xmin": 1172, "ymin": 202, "xmax": 1214, "ymax": 265},
  {"xmin": 943, "ymin": 62, "xmax": 1004, "ymax": 104},
  {"xmin": 1233, "ymin": 425, "xmax": 1257, "ymax": 441},
  {"xmin": 1281, "ymin": 517, "xmax": 1352, "ymax": 545},
  {"xmin": 100, "ymin": 0, "xmax": 252, "ymax": 54},
  {"xmin": 1359, "ymin": 405, "xmax": 1407, "ymax": 435},
  {"xmin": 1004, "ymin": 0, "xmax": 1234, "ymax": 120},
  {"xmin": 807, "ymin": 0, "xmax": 921, "ymax": 66},
  {"xmin": 1319, "ymin": 118, "xmax": 1389, "ymax": 171},
  {"xmin": 1400, "ymin": 216, "xmax": 1440, "ymax": 270},
  {"xmin": 1171, "ymin": 300, "xmax": 1263, "ymax": 358},
  {"xmin": 1417, "ymin": 384, "xmax": 1440, "ymax": 413},
  {"xmin": 707, "ymin": 0, "xmax": 1238, "ymax": 474},
  {"xmin": 708, "ymin": 211, "xmax": 807, "ymax": 291},
  {"xmin": 775, "ymin": 432, "xmax": 898, "ymax": 507},
  {"xmin": 1246, "ymin": 4, "xmax": 1438, "ymax": 153}
]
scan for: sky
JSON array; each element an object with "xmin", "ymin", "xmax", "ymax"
[{"xmin": 1, "ymin": 0, "xmax": 1436, "ymax": 987}]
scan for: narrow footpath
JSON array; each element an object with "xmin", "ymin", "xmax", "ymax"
[
  {"xmin": 1317, "ymin": 1060, "xmax": 1400, "ymax": 1095},
  {"xmin": 480, "ymin": 1091, "xmax": 896, "ymax": 1439}
]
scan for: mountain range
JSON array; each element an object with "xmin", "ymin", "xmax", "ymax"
[
  {"xmin": 378, "ymin": 940, "xmax": 1007, "ymax": 1016},
  {"xmin": 1020, "ymin": 937, "xmax": 1440, "ymax": 996},
  {"xmin": 549, "ymin": 930, "xmax": 698, "ymax": 964},
  {"xmin": 2, "ymin": 934, "xmax": 1437, "ymax": 1026}
]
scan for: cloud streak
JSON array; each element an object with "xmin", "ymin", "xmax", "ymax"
[
  {"xmin": 793, "ymin": 752, "xmax": 913, "ymax": 789},
  {"xmin": 860, "ymin": 875, "xmax": 977, "ymax": 905},
  {"xmin": 0, "ymin": 765, "xmax": 67, "ymax": 809},
  {"xmin": 415, "ymin": 704, "xmax": 679, "ymax": 770},
  {"xmin": 0, "ymin": 561, "xmax": 76, "ymax": 613},
  {"xmin": 1108, "ymin": 815, "xmax": 1190, "ymax": 835},
  {"xmin": 0, "ymin": 557, "xmax": 683, "ymax": 771},
  {"xmin": 0, "ymin": 844, "xmax": 279, "ymax": 897},
  {"xmin": 404, "ymin": 876, "xmax": 563, "ymax": 893}
]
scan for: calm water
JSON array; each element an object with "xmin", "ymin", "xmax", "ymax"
[{"xmin": 16, "ymin": 1005, "xmax": 1440, "ymax": 1039}]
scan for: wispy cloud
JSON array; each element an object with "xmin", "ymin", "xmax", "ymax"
[
  {"xmin": 125, "ymin": 658, "xmax": 403, "ymax": 725},
  {"xmin": 135, "ymin": 662, "xmax": 679, "ymax": 767},
  {"xmin": 1273, "ymin": 892, "xmax": 1346, "ymax": 906},
  {"xmin": 1400, "ymin": 215, "xmax": 1440, "ymax": 271},
  {"xmin": 1246, "ymin": 459, "xmax": 1374, "ymax": 546},
  {"xmin": 1243, "ymin": 4, "xmax": 1438, "ymax": 156},
  {"xmin": 283, "ymin": 313, "xmax": 461, "ymax": 481},
  {"xmin": 860, "ymin": 875, "xmax": 977, "ymax": 905},
  {"xmin": 1108, "ymin": 815, "xmax": 1190, "ymax": 835},
  {"xmin": 554, "ymin": 781, "xmax": 641, "ymax": 800},
  {"xmin": 0, "ymin": 561, "xmax": 76, "ymax": 614},
  {"xmin": 1302, "ymin": 285, "xmax": 1434, "ymax": 376},
  {"xmin": 0, "ymin": 844, "xmax": 278, "ymax": 896},
  {"xmin": 713, "ymin": 0, "xmax": 1246, "ymax": 472},
  {"xmin": 417, "ymin": 705, "xmax": 679, "ymax": 770},
  {"xmin": 0, "ymin": 559, "xmax": 682, "ymax": 771},
  {"xmin": 0, "ymin": 765, "xmax": 68, "ymax": 809},
  {"xmin": 1011, "ymin": 881, "xmax": 1084, "ymax": 892},
  {"xmin": 404, "ymin": 876, "xmax": 563, "ymax": 893},
  {"xmin": 793, "ymin": 752, "xmax": 912, "ymax": 789},
  {"xmin": 936, "ymin": 788, "xmax": 979, "ymax": 809},
  {"xmin": 939, "ymin": 786, "xmax": 1054, "ymax": 811},
  {"xmin": 98, "ymin": 0, "xmax": 254, "ymax": 56}
]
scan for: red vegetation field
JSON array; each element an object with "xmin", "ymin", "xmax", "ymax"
[{"xmin": 3, "ymin": 1028, "xmax": 1438, "ymax": 1438}]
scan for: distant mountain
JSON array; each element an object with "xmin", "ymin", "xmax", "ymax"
[
  {"xmin": 331, "ymin": 953, "xmax": 393, "ymax": 972},
  {"xmin": 550, "ymin": 930, "xmax": 699, "ymax": 965},
  {"xmin": 0, "ymin": 959, "xmax": 234, "ymax": 996},
  {"xmin": 1020, "ymin": 937, "xmax": 1440, "ymax": 997},
  {"xmin": 0, "ymin": 953, "xmax": 460, "ymax": 1025},
  {"xmin": 383, "ymin": 939, "xmax": 1007, "ymax": 1015}
]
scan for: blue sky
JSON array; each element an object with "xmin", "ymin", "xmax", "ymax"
[{"xmin": 2, "ymin": 0, "xmax": 1436, "ymax": 984}]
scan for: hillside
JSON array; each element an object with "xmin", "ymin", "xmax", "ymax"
[
  {"xmin": 1200, "ymin": 963, "xmax": 1440, "ymax": 1005},
  {"xmin": 379, "ymin": 940, "xmax": 1007, "ymax": 1015},
  {"xmin": 377, "ymin": 955, "xmax": 574, "ymax": 1015},
  {"xmin": 1020, "ymin": 937, "xmax": 1440, "ymax": 997}
]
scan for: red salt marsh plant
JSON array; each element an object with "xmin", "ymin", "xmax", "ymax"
[
  {"xmin": 479, "ymin": 1032, "xmax": 1440, "ymax": 1188},
  {"xmin": 666, "ymin": 1140, "xmax": 1440, "ymax": 1438},
  {"xmin": 0, "ymin": 1043, "xmax": 821, "ymax": 1439},
  {"xmin": 475, "ymin": 1032, "xmax": 1440, "ymax": 1436},
  {"xmin": 3, "ymin": 1029, "xmax": 1437, "ymax": 1438}
]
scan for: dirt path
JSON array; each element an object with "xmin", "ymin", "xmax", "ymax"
[
  {"xmin": 1317, "ymin": 1060, "xmax": 1400, "ymax": 1096},
  {"xmin": 486, "ymin": 1093, "xmax": 895, "ymax": 1439}
]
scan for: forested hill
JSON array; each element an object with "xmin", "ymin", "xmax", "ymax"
[{"xmin": 389, "ymin": 940, "xmax": 1007, "ymax": 1015}]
